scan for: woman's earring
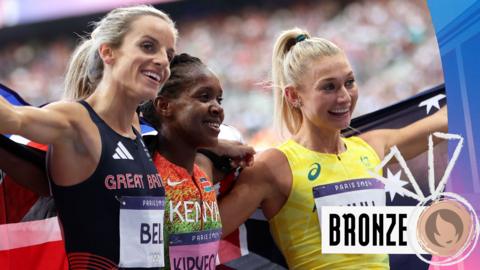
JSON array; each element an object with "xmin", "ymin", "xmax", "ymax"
[
  {"xmin": 294, "ymin": 100, "xmax": 303, "ymax": 108},
  {"xmin": 104, "ymin": 57, "xmax": 113, "ymax": 65}
]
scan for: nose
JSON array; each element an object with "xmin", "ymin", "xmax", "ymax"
[
  {"xmin": 153, "ymin": 48, "xmax": 169, "ymax": 69},
  {"xmin": 337, "ymin": 86, "xmax": 351, "ymax": 104},
  {"xmin": 209, "ymin": 102, "xmax": 224, "ymax": 121},
  {"xmin": 153, "ymin": 49, "xmax": 170, "ymax": 84}
]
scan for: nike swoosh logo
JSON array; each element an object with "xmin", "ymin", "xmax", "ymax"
[{"xmin": 167, "ymin": 178, "xmax": 187, "ymax": 187}]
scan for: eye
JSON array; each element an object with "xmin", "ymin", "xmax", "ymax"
[
  {"xmin": 141, "ymin": 41, "xmax": 155, "ymax": 52},
  {"xmin": 216, "ymin": 96, "xmax": 223, "ymax": 105},
  {"xmin": 345, "ymin": 79, "xmax": 356, "ymax": 89},
  {"xmin": 199, "ymin": 92, "xmax": 211, "ymax": 102},
  {"xmin": 322, "ymin": 82, "xmax": 336, "ymax": 91}
]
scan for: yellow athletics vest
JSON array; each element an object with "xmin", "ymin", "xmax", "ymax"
[{"xmin": 270, "ymin": 136, "xmax": 389, "ymax": 270}]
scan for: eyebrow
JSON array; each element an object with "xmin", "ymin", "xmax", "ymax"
[
  {"xmin": 318, "ymin": 71, "xmax": 354, "ymax": 82},
  {"xmin": 195, "ymin": 86, "xmax": 223, "ymax": 95},
  {"xmin": 141, "ymin": 35, "xmax": 159, "ymax": 44}
]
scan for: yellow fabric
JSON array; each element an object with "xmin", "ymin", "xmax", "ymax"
[{"xmin": 270, "ymin": 136, "xmax": 389, "ymax": 270}]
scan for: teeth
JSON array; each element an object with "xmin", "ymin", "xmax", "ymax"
[
  {"xmin": 330, "ymin": 108, "xmax": 349, "ymax": 113},
  {"xmin": 206, "ymin": 122, "xmax": 220, "ymax": 129},
  {"xmin": 142, "ymin": 71, "xmax": 161, "ymax": 82}
]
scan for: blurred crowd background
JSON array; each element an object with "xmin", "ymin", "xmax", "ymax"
[{"xmin": 0, "ymin": 0, "xmax": 444, "ymax": 148}]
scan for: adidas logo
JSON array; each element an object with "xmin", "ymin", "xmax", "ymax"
[{"xmin": 112, "ymin": 141, "xmax": 134, "ymax": 160}]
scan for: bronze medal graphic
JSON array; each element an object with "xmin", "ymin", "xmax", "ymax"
[{"xmin": 417, "ymin": 199, "xmax": 473, "ymax": 257}]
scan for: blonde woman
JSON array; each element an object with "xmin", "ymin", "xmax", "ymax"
[
  {"xmin": 0, "ymin": 6, "xmax": 177, "ymax": 268},
  {"xmin": 219, "ymin": 28, "xmax": 447, "ymax": 269}
]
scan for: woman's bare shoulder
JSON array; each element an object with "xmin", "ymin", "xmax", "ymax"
[
  {"xmin": 44, "ymin": 100, "xmax": 95, "ymax": 128},
  {"xmin": 43, "ymin": 100, "xmax": 87, "ymax": 116},
  {"xmin": 256, "ymin": 148, "xmax": 288, "ymax": 165},
  {"xmin": 243, "ymin": 147, "xmax": 290, "ymax": 185}
]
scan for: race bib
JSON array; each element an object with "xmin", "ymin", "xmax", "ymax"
[
  {"xmin": 119, "ymin": 196, "xmax": 165, "ymax": 268},
  {"xmin": 313, "ymin": 178, "xmax": 385, "ymax": 224},
  {"xmin": 169, "ymin": 228, "xmax": 222, "ymax": 270}
]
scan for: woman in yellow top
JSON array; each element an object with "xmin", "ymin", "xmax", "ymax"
[{"xmin": 219, "ymin": 28, "xmax": 447, "ymax": 269}]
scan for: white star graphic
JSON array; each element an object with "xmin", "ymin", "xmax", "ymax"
[
  {"xmin": 384, "ymin": 169, "xmax": 409, "ymax": 201},
  {"xmin": 418, "ymin": 94, "xmax": 446, "ymax": 114}
]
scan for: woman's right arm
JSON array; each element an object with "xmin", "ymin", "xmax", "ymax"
[{"xmin": 0, "ymin": 97, "xmax": 76, "ymax": 145}]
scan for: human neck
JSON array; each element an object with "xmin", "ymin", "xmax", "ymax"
[
  {"xmin": 292, "ymin": 122, "xmax": 345, "ymax": 154},
  {"xmin": 156, "ymin": 129, "xmax": 197, "ymax": 175},
  {"xmin": 86, "ymin": 80, "xmax": 139, "ymax": 138}
]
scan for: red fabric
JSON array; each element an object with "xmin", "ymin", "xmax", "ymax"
[
  {"xmin": 217, "ymin": 171, "xmax": 237, "ymax": 200},
  {"xmin": 218, "ymin": 229, "xmax": 242, "ymax": 264},
  {"xmin": 26, "ymin": 141, "xmax": 48, "ymax": 152},
  {"xmin": 0, "ymin": 180, "xmax": 5, "ymax": 224},
  {"xmin": 0, "ymin": 141, "xmax": 67, "ymax": 270},
  {"xmin": 1, "ymin": 175, "xmax": 38, "ymax": 224},
  {"xmin": 217, "ymin": 170, "xmax": 245, "ymax": 265},
  {"xmin": 0, "ymin": 241, "xmax": 68, "ymax": 270}
]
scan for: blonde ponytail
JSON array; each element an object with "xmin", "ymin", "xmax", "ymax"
[
  {"xmin": 271, "ymin": 27, "xmax": 341, "ymax": 137},
  {"xmin": 272, "ymin": 28, "xmax": 310, "ymax": 137},
  {"xmin": 63, "ymin": 39, "xmax": 98, "ymax": 100}
]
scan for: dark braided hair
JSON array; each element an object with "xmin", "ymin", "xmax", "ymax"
[{"xmin": 139, "ymin": 53, "xmax": 205, "ymax": 128}]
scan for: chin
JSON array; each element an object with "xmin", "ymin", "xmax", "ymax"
[
  {"xmin": 208, "ymin": 137, "xmax": 219, "ymax": 147},
  {"xmin": 132, "ymin": 89, "xmax": 154, "ymax": 102},
  {"xmin": 330, "ymin": 120, "xmax": 351, "ymax": 131},
  {"xmin": 138, "ymin": 81, "xmax": 161, "ymax": 97},
  {"xmin": 341, "ymin": 118, "xmax": 352, "ymax": 129},
  {"xmin": 145, "ymin": 87, "xmax": 160, "ymax": 99},
  {"xmin": 199, "ymin": 137, "xmax": 218, "ymax": 149}
]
